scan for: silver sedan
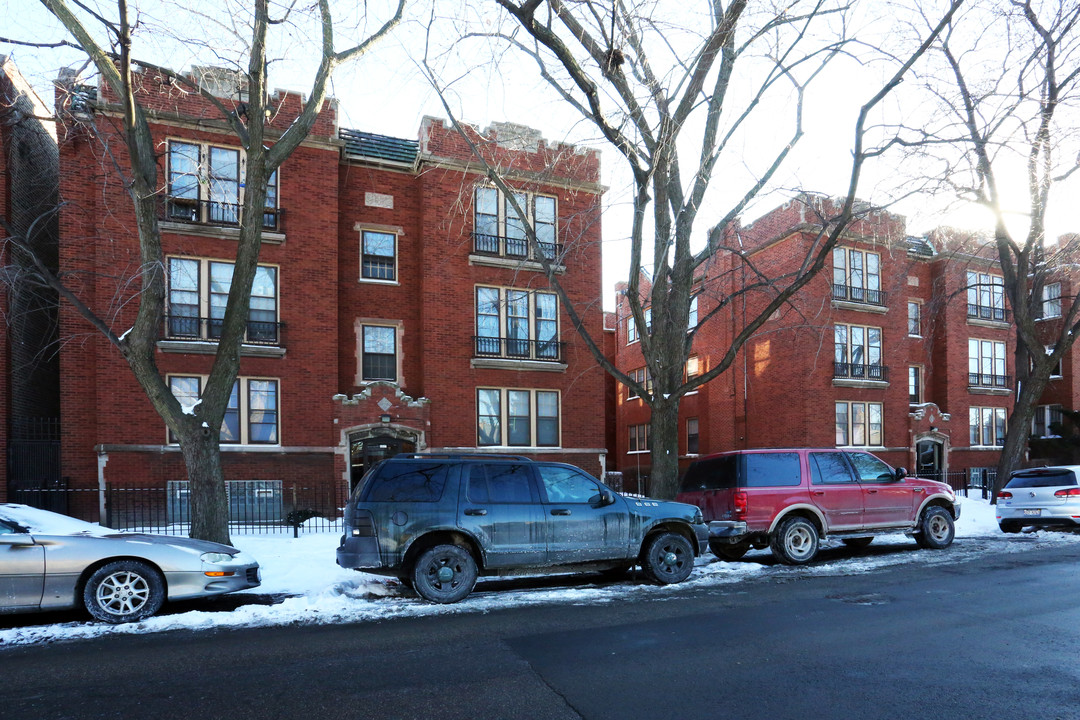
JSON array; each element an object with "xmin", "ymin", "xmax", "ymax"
[
  {"xmin": 998, "ymin": 466, "xmax": 1080, "ymax": 533},
  {"xmin": 0, "ymin": 503, "xmax": 260, "ymax": 624}
]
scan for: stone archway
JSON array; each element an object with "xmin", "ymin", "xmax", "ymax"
[
  {"xmin": 913, "ymin": 431, "xmax": 949, "ymax": 480},
  {"xmin": 345, "ymin": 424, "xmax": 424, "ymax": 492}
]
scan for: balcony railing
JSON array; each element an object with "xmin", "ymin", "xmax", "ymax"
[
  {"xmin": 161, "ymin": 196, "xmax": 283, "ymax": 232},
  {"xmin": 968, "ymin": 372, "xmax": 1011, "ymax": 389},
  {"xmin": 471, "ymin": 232, "xmax": 562, "ymax": 262},
  {"xmin": 967, "ymin": 304, "xmax": 1009, "ymax": 323},
  {"xmin": 833, "ymin": 362, "xmax": 889, "ymax": 381},
  {"xmin": 473, "ymin": 335, "xmax": 565, "ymax": 362},
  {"xmin": 832, "ymin": 284, "xmax": 887, "ymax": 307},
  {"xmin": 162, "ymin": 315, "xmax": 285, "ymax": 347}
]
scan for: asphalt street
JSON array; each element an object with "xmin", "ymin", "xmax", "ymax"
[{"xmin": 3, "ymin": 538, "xmax": 1080, "ymax": 720}]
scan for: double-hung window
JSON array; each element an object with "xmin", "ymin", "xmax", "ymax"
[
  {"xmin": 686, "ymin": 418, "xmax": 699, "ymax": 455},
  {"xmin": 626, "ymin": 315, "xmax": 638, "ymax": 344},
  {"xmin": 836, "ymin": 401, "xmax": 883, "ymax": 447},
  {"xmin": 629, "ymin": 423, "xmax": 650, "ymax": 453},
  {"xmin": 166, "ymin": 257, "xmax": 279, "ymax": 345},
  {"xmin": 909, "ymin": 366, "xmax": 922, "ymax": 404},
  {"xmin": 360, "ymin": 230, "xmax": 396, "ymax": 282},
  {"xmin": 168, "ymin": 375, "xmax": 279, "ymax": 444},
  {"xmin": 1032, "ymin": 405, "xmax": 1063, "ymax": 438},
  {"xmin": 969, "ymin": 407, "xmax": 1006, "ymax": 446},
  {"xmin": 475, "ymin": 286, "xmax": 560, "ymax": 360},
  {"xmin": 834, "ymin": 324, "xmax": 884, "ymax": 380},
  {"xmin": 361, "ymin": 325, "xmax": 397, "ymax": 381},
  {"xmin": 477, "ymin": 388, "xmax": 560, "ymax": 447},
  {"xmin": 626, "ymin": 367, "xmax": 652, "ymax": 398},
  {"xmin": 966, "ymin": 271, "xmax": 1005, "ymax": 321},
  {"xmin": 1041, "ymin": 283, "xmax": 1062, "ymax": 319},
  {"xmin": 166, "ymin": 140, "xmax": 279, "ymax": 230},
  {"xmin": 907, "ymin": 301, "xmax": 921, "ymax": 336},
  {"xmin": 833, "ymin": 248, "xmax": 882, "ymax": 305},
  {"xmin": 473, "ymin": 187, "xmax": 559, "ymax": 260},
  {"xmin": 688, "ymin": 296, "xmax": 698, "ymax": 328},
  {"xmin": 968, "ymin": 339, "xmax": 1008, "ymax": 388}
]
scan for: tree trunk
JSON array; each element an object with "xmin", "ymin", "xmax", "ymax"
[
  {"xmin": 993, "ymin": 376, "xmax": 1047, "ymax": 503},
  {"xmin": 649, "ymin": 395, "xmax": 681, "ymax": 499},
  {"xmin": 178, "ymin": 430, "xmax": 231, "ymax": 546}
]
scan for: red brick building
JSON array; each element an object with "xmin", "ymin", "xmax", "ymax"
[
  {"xmin": 610, "ymin": 194, "xmax": 1057, "ymax": 493},
  {"xmin": 42, "ymin": 66, "xmax": 606, "ymax": 521}
]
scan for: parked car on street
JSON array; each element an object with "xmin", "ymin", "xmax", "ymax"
[
  {"xmin": 0, "ymin": 504, "xmax": 261, "ymax": 624},
  {"xmin": 677, "ymin": 448, "xmax": 960, "ymax": 565},
  {"xmin": 336, "ymin": 454, "xmax": 709, "ymax": 603},
  {"xmin": 997, "ymin": 466, "xmax": 1080, "ymax": 532}
]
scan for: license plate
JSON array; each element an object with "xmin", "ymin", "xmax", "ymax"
[{"xmin": 1023, "ymin": 509, "xmax": 1042, "ymax": 516}]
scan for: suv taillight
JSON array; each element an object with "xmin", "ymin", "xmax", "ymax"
[
  {"xmin": 734, "ymin": 491, "xmax": 747, "ymax": 516},
  {"xmin": 350, "ymin": 509, "xmax": 376, "ymax": 537},
  {"xmin": 1054, "ymin": 488, "xmax": 1080, "ymax": 498},
  {"xmin": 997, "ymin": 491, "xmax": 1012, "ymax": 499}
]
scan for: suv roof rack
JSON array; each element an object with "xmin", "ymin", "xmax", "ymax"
[{"xmin": 391, "ymin": 453, "xmax": 534, "ymax": 461}]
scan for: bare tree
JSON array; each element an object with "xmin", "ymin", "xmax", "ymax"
[
  {"xmin": 2, "ymin": 0, "xmax": 405, "ymax": 543},
  {"xmin": 427, "ymin": 0, "xmax": 963, "ymax": 498},
  {"xmin": 921, "ymin": 0, "xmax": 1080, "ymax": 495}
]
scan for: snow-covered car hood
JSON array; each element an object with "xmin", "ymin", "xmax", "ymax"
[
  {"xmin": 103, "ymin": 533, "xmax": 241, "ymax": 554},
  {"xmin": 0, "ymin": 503, "xmax": 114, "ymax": 536}
]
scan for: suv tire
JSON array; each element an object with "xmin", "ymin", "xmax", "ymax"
[
  {"xmin": 411, "ymin": 544, "xmax": 478, "ymax": 603},
  {"xmin": 641, "ymin": 532, "xmax": 694, "ymax": 584},
  {"xmin": 770, "ymin": 516, "xmax": 819, "ymax": 565},
  {"xmin": 914, "ymin": 506, "xmax": 955, "ymax": 549}
]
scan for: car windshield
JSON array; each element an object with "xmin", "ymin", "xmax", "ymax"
[{"xmin": 1006, "ymin": 470, "xmax": 1079, "ymax": 488}]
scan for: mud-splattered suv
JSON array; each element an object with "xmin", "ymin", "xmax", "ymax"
[
  {"xmin": 676, "ymin": 448, "xmax": 960, "ymax": 565},
  {"xmin": 337, "ymin": 454, "xmax": 709, "ymax": 602}
]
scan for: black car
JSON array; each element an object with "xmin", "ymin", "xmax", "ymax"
[{"xmin": 336, "ymin": 454, "xmax": 709, "ymax": 602}]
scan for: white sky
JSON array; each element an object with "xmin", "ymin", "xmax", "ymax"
[{"xmin": 3, "ymin": 0, "xmax": 1078, "ymax": 310}]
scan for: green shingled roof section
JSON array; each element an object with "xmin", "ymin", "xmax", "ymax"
[
  {"xmin": 340, "ymin": 128, "xmax": 418, "ymax": 165},
  {"xmin": 906, "ymin": 236, "xmax": 935, "ymax": 257}
]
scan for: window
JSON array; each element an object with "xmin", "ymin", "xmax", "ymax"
[
  {"xmin": 168, "ymin": 375, "xmax": 279, "ymax": 444},
  {"xmin": 810, "ymin": 452, "xmax": 857, "ymax": 484},
  {"xmin": 472, "ymin": 187, "xmax": 559, "ymax": 260},
  {"xmin": 836, "ymin": 401, "xmax": 882, "ymax": 447},
  {"xmin": 1042, "ymin": 346, "xmax": 1063, "ymax": 377},
  {"xmin": 970, "ymin": 406, "xmax": 1006, "ymax": 446},
  {"xmin": 907, "ymin": 301, "xmax": 921, "ymax": 336},
  {"xmin": 476, "ymin": 388, "xmax": 560, "ymax": 447},
  {"xmin": 626, "ymin": 315, "xmax": 638, "ymax": 344},
  {"xmin": 475, "ymin": 286, "xmax": 560, "ymax": 360},
  {"xmin": 629, "ymin": 423, "xmax": 649, "ymax": 453},
  {"xmin": 166, "ymin": 257, "xmax": 279, "ymax": 345},
  {"xmin": 968, "ymin": 339, "xmax": 1008, "ymax": 388},
  {"xmin": 688, "ymin": 296, "xmax": 698, "ymax": 328},
  {"xmin": 537, "ymin": 465, "xmax": 603, "ymax": 503},
  {"xmin": 1032, "ymin": 405, "xmax": 1064, "ymax": 438},
  {"xmin": 847, "ymin": 452, "xmax": 895, "ymax": 483},
  {"xmin": 166, "ymin": 140, "xmax": 279, "ymax": 229},
  {"xmin": 744, "ymin": 453, "xmax": 802, "ymax": 487},
  {"xmin": 686, "ymin": 418, "xmax": 699, "ymax": 455},
  {"xmin": 361, "ymin": 325, "xmax": 397, "ymax": 381},
  {"xmin": 967, "ymin": 271, "xmax": 1005, "ymax": 321},
  {"xmin": 644, "ymin": 307, "xmax": 653, "ymax": 333},
  {"xmin": 626, "ymin": 367, "xmax": 652, "ymax": 398},
  {"xmin": 1041, "ymin": 283, "xmax": 1062, "ymax": 319},
  {"xmin": 369, "ymin": 461, "xmax": 450, "ymax": 503},
  {"xmin": 686, "ymin": 356, "xmax": 700, "ymax": 380},
  {"xmin": 468, "ymin": 464, "xmax": 535, "ymax": 504},
  {"xmin": 361, "ymin": 230, "xmax": 396, "ymax": 282},
  {"xmin": 832, "ymin": 247, "xmax": 883, "ymax": 305},
  {"xmin": 909, "ymin": 366, "xmax": 922, "ymax": 404},
  {"xmin": 834, "ymin": 324, "xmax": 884, "ymax": 380}
]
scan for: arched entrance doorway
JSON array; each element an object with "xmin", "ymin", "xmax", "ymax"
[
  {"xmin": 347, "ymin": 427, "xmax": 421, "ymax": 491},
  {"xmin": 914, "ymin": 437, "xmax": 946, "ymax": 480}
]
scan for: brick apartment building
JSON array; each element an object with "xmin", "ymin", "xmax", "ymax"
[
  {"xmin": 2, "ymin": 63, "xmax": 607, "ymax": 521},
  {"xmin": 611, "ymin": 194, "xmax": 1079, "ymax": 494}
]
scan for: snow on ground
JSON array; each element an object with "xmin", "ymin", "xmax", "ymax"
[{"xmin": 1, "ymin": 496, "xmax": 1077, "ymax": 647}]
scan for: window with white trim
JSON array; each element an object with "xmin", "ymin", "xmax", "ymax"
[
  {"xmin": 836, "ymin": 401, "xmax": 882, "ymax": 447},
  {"xmin": 361, "ymin": 324, "xmax": 397, "ymax": 381},
  {"xmin": 476, "ymin": 388, "xmax": 560, "ymax": 447},
  {"xmin": 688, "ymin": 296, "xmax": 698, "ymax": 328},
  {"xmin": 166, "ymin": 257, "xmax": 279, "ymax": 344},
  {"xmin": 168, "ymin": 375, "xmax": 279, "ymax": 445},
  {"xmin": 969, "ymin": 406, "xmax": 1006, "ymax": 446},
  {"xmin": 166, "ymin": 140, "xmax": 279, "ymax": 229},
  {"xmin": 1032, "ymin": 404, "xmax": 1063, "ymax": 438},
  {"xmin": 907, "ymin": 301, "xmax": 921, "ymax": 336},
  {"xmin": 832, "ymin": 248, "xmax": 882, "ymax": 304},
  {"xmin": 360, "ymin": 230, "xmax": 397, "ymax": 282},
  {"xmin": 475, "ymin": 286, "xmax": 560, "ymax": 361},
  {"xmin": 834, "ymin": 323, "xmax": 883, "ymax": 380},
  {"xmin": 686, "ymin": 418, "xmax": 699, "ymax": 455},
  {"xmin": 1041, "ymin": 283, "xmax": 1062, "ymax": 319},
  {"xmin": 629, "ymin": 423, "xmax": 649, "ymax": 453},
  {"xmin": 968, "ymin": 339, "xmax": 1008, "ymax": 388},
  {"xmin": 909, "ymin": 366, "xmax": 922, "ymax": 404},
  {"xmin": 966, "ymin": 271, "xmax": 1005, "ymax": 321},
  {"xmin": 473, "ymin": 187, "xmax": 559, "ymax": 260},
  {"xmin": 626, "ymin": 367, "xmax": 652, "ymax": 398},
  {"xmin": 626, "ymin": 315, "xmax": 638, "ymax": 344}
]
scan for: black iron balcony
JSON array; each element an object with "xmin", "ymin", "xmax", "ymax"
[
  {"xmin": 473, "ymin": 335, "xmax": 565, "ymax": 362},
  {"xmin": 161, "ymin": 196, "xmax": 283, "ymax": 232},
  {"xmin": 162, "ymin": 315, "xmax": 285, "ymax": 347},
  {"xmin": 967, "ymin": 304, "xmax": 1009, "ymax": 323},
  {"xmin": 471, "ymin": 232, "xmax": 562, "ymax": 262},
  {"xmin": 833, "ymin": 362, "xmax": 888, "ymax": 381},
  {"xmin": 832, "ymin": 283, "xmax": 887, "ymax": 307},
  {"xmin": 968, "ymin": 372, "xmax": 1011, "ymax": 389}
]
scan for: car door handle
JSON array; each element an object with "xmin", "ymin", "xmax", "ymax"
[
  {"xmin": 866, "ymin": 489, "xmax": 878, "ymax": 494},
  {"xmin": 813, "ymin": 490, "xmax": 825, "ymax": 495},
  {"xmin": 464, "ymin": 508, "xmax": 487, "ymax": 516},
  {"xmin": 551, "ymin": 509, "xmax": 571, "ymax": 516}
]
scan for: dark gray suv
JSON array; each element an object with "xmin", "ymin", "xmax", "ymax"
[{"xmin": 336, "ymin": 454, "xmax": 709, "ymax": 603}]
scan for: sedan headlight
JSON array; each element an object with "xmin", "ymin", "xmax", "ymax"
[{"xmin": 200, "ymin": 552, "xmax": 234, "ymax": 564}]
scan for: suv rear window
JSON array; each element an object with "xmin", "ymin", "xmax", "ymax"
[
  {"xmin": 680, "ymin": 455, "xmax": 738, "ymax": 492},
  {"xmin": 364, "ymin": 461, "xmax": 451, "ymax": 502},
  {"xmin": 680, "ymin": 452, "xmax": 801, "ymax": 491},
  {"xmin": 1006, "ymin": 470, "xmax": 1079, "ymax": 488}
]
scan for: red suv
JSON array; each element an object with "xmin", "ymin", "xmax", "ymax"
[{"xmin": 676, "ymin": 449, "xmax": 960, "ymax": 565}]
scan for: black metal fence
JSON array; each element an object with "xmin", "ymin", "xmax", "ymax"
[
  {"xmin": 915, "ymin": 467, "xmax": 997, "ymax": 499},
  {"xmin": 12, "ymin": 481, "xmax": 346, "ymax": 537}
]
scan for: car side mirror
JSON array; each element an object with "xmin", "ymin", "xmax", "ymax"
[
  {"xmin": 597, "ymin": 489, "xmax": 616, "ymax": 507},
  {"xmin": 895, "ymin": 467, "xmax": 908, "ymax": 482}
]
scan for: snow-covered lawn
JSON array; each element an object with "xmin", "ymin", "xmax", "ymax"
[{"xmin": 2, "ymin": 496, "xmax": 1076, "ymax": 647}]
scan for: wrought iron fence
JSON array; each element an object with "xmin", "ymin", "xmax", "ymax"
[
  {"xmin": 966, "ymin": 304, "xmax": 1009, "ymax": 323},
  {"xmin": 12, "ymin": 482, "xmax": 346, "ymax": 537},
  {"xmin": 161, "ymin": 314, "xmax": 285, "ymax": 347},
  {"xmin": 833, "ymin": 362, "xmax": 888, "ymax": 381},
  {"xmin": 832, "ymin": 283, "xmax": 887, "ymax": 306},
  {"xmin": 914, "ymin": 467, "xmax": 997, "ymax": 499},
  {"xmin": 471, "ymin": 232, "xmax": 561, "ymax": 261},
  {"xmin": 161, "ymin": 195, "xmax": 282, "ymax": 231}
]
